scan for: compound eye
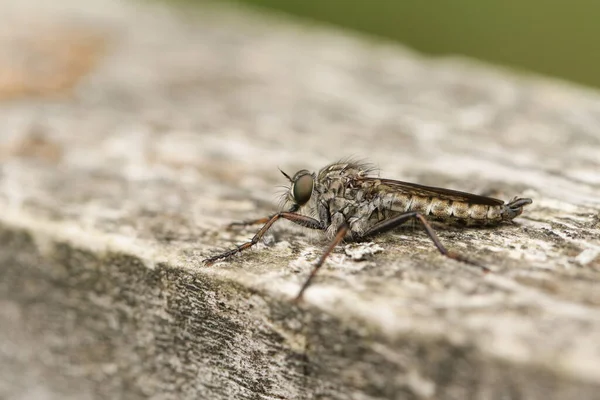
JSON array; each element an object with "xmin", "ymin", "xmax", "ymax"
[{"xmin": 292, "ymin": 174, "xmax": 314, "ymax": 205}]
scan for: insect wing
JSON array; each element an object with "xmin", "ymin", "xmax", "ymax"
[{"xmin": 357, "ymin": 177, "xmax": 504, "ymax": 206}]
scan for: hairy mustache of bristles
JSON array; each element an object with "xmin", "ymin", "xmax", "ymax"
[{"xmin": 275, "ymin": 185, "xmax": 292, "ymax": 210}]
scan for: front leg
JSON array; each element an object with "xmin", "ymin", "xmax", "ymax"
[
  {"xmin": 227, "ymin": 205, "xmax": 300, "ymax": 229},
  {"xmin": 227, "ymin": 215, "xmax": 273, "ymax": 228},
  {"xmin": 203, "ymin": 212, "xmax": 325, "ymax": 265}
]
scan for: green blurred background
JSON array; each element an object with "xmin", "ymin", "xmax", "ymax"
[{"xmin": 217, "ymin": 0, "xmax": 599, "ymax": 89}]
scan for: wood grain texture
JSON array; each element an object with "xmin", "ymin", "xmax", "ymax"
[{"xmin": 1, "ymin": 0, "xmax": 599, "ymax": 399}]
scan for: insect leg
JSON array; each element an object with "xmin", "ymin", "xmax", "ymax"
[
  {"xmin": 227, "ymin": 216, "xmax": 273, "ymax": 228},
  {"xmin": 227, "ymin": 205, "xmax": 300, "ymax": 228},
  {"xmin": 295, "ymin": 223, "xmax": 349, "ymax": 302},
  {"xmin": 203, "ymin": 212, "xmax": 325, "ymax": 265},
  {"xmin": 362, "ymin": 212, "xmax": 490, "ymax": 272}
]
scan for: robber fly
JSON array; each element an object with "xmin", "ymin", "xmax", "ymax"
[{"xmin": 204, "ymin": 160, "xmax": 532, "ymax": 301}]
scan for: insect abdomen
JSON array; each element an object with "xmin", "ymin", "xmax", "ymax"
[
  {"xmin": 448, "ymin": 201, "xmax": 503, "ymax": 225},
  {"xmin": 387, "ymin": 194, "xmax": 504, "ymax": 226}
]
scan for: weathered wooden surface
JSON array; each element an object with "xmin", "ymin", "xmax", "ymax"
[{"xmin": 1, "ymin": 0, "xmax": 600, "ymax": 399}]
